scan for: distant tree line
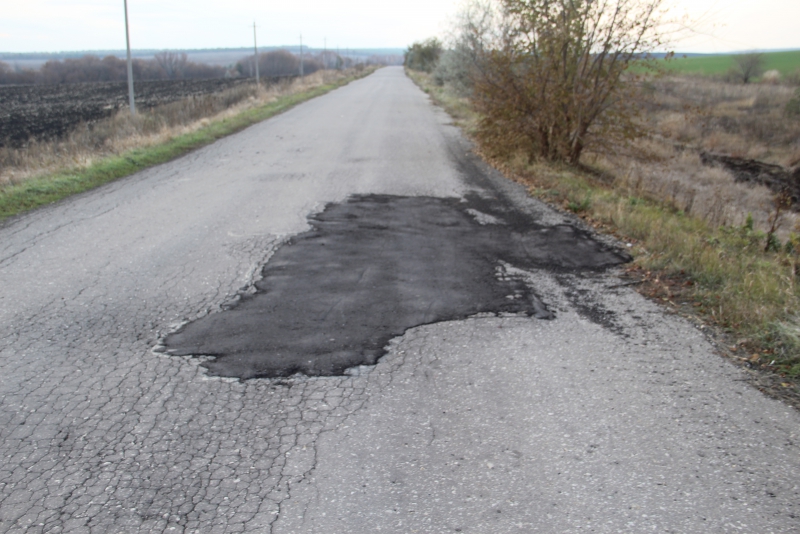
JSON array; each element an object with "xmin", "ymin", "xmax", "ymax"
[
  {"xmin": 0, "ymin": 52, "xmax": 226, "ymax": 85},
  {"xmin": 235, "ymin": 50, "xmax": 324, "ymax": 78},
  {"xmin": 0, "ymin": 48, "xmax": 395, "ymax": 86},
  {"xmin": 233, "ymin": 50, "xmax": 394, "ymax": 78}
]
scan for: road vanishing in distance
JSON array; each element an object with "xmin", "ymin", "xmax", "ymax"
[{"xmin": 1, "ymin": 67, "xmax": 799, "ymax": 533}]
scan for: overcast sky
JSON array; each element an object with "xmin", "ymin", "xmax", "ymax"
[{"xmin": 1, "ymin": 0, "xmax": 798, "ymax": 54}]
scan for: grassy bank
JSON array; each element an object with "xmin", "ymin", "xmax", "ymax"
[
  {"xmin": 408, "ymin": 69, "xmax": 800, "ymax": 393},
  {"xmin": 0, "ymin": 69, "xmax": 374, "ymax": 222}
]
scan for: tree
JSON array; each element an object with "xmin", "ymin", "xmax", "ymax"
[
  {"xmin": 732, "ymin": 53, "xmax": 764, "ymax": 84},
  {"xmin": 465, "ymin": 0, "xmax": 666, "ymax": 165},
  {"xmin": 154, "ymin": 51, "xmax": 189, "ymax": 79},
  {"xmin": 405, "ymin": 39, "xmax": 443, "ymax": 72},
  {"xmin": 431, "ymin": 3, "xmax": 498, "ymax": 95}
]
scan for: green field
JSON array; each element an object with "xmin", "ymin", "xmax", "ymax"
[{"xmin": 659, "ymin": 50, "xmax": 800, "ymax": 76}]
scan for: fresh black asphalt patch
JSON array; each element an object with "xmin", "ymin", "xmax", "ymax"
[{"xmin": 163, "ymin": 194, "xmax": 630, "ymax": 379}]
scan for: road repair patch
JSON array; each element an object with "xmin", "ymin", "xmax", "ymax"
[{"xmin": 163, "ymin": 194, "xmax": 629, "ymax": 379}]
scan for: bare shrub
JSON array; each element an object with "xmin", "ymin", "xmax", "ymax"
[
  {"xmin": 731, "ymin": 53, "xmax": 765, "ymax": 84},
  {"xmin": 154, "ymin": 51, "xmax": 189, "ymax": 80},
  {"xmin": 466, "ymin": 0, "xmax": 666, "ymax": 164},
  {"xmin": 432, "ymin": 46, "xmax": 475, "ymax": 96},
  {"xmin": 432, "ymin": 3, "xmax": 499, "ymax": 95}
]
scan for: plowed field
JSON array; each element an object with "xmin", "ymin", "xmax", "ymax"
[{"xmin": 0, "ymin": 78, "xmax": 254, "ymax": 147}]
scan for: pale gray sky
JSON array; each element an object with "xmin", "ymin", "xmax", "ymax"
[{"xmin": 1, "ymin": 0, "xmax": 798, "ymax": 54}]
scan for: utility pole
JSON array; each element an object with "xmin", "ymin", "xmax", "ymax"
[
  {"xmin": 253, "ymin": 22, "xmax": 259, "ymax": 88},
  {"xmin": 123, "ymin": 0, "xmax": 135, "ymax": 115},
  {"xmin": 299, "ymin": 33, "xmax": 304, "ymax": 76},
  {"xmin": 324, "ymin": 37, "xmax": 327, "ymax": 69}
]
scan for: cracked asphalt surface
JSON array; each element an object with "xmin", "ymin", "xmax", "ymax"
[
  {"xmin": 162, "ymin": 194, "xmax": 628, "ymax": 379},
  {"xmin": 1, "ymin": 66, "xmax": 799, "ymax": 533}
]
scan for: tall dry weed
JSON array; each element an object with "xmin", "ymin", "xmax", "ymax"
[
  {"xmin": 645, "ymin": 76, "xmax": 800, "ymax": 165},
  {"xmin": 601, "ymin": 145, "xmax": 799, "ymax": 238},
  {"xmin": 588, "ymin": 74, "xmax": 800, "ymax": 238}
]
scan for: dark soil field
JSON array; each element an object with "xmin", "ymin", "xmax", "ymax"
[{"xmin": 0, "ymin": 78, "xmax": 256, "ymax": 147}]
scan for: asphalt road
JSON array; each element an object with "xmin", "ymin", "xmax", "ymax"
[
  {"xmin": 161, "ymin": 193, "xmax": 627, "ymax": 379},
  {"xmin": 1, "ymin": 67, "xmax": 799, "ymax": 533}
]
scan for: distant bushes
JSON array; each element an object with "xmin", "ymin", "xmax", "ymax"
[
  {"xmin": 233, "ymin": 49, "xmax": 387, "ymax": 79},
  {"xmin": 0, "ymin": 53, "xmax": 227, "ymax": 85},
  {"xmin": 0, "ymin": 62, "xmax": 36, "ymax": 85},
  {"xmin": 432, "ymin": 45, "xmax": 475, "ymax": 96},
  {"xmin": 0, "ymin": 49, "xmax": 391, "ymax": 86},
  {"xmin": 725, "ymin": 53, "xmax": 765, "ymax": 84},
  {"xmin": 235, "ymin": 50, "xmax": 324, "ymax": 78},
  {"xmin": 405, "ymin": 39, "xmax": 443, "ymax": 73}
]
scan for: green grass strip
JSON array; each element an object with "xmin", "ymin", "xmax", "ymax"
[
  {"xmin": 659, "ymin": 50, "xmax": 800, "ymax": 76},
  {"xmin": 0, "ymin": 74, "xmax": 365, "ymax": 222}
]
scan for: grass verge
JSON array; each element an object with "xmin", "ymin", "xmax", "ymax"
[
  {"xmin": 408, "ymin": 69, "xmax": 800, "ymax": 405},
  {"xmin": 0, "ymin": 70, "xmax": 373, "ymax": 222}
]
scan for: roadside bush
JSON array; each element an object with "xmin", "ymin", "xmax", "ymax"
[
  {"xmin": 432, "ymin": 47, "xmax": 474, "ymax": 95},
  {"xmin": 405, "ymin": 39, "xmax": 443, "ymax": 73},
  {"xmin": 431, "ymin": 4, "xmax": 497, "ymax": 95},
  {"xmin": 466, "ymin": 0, "xmax": 666, "ymax": 165}
]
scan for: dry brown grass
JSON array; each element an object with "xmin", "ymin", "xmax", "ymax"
[
  {"xmin": 642, "ymin": 75, "xmax": 800, "ymax": 164},
  {"xmin": 0, "ymin": 70, "xmax": 353, "ymax": 187},
  {"xmin": 589, "ymin": 147, "xmax": 800, "ymax": 239},
  {"xmin": 604, "ymin": 152, "xmax": 778, "ymax": 228},
  {"xmin": 584, "ymin": 74, "xmax": 800, "ymax": 240}
]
